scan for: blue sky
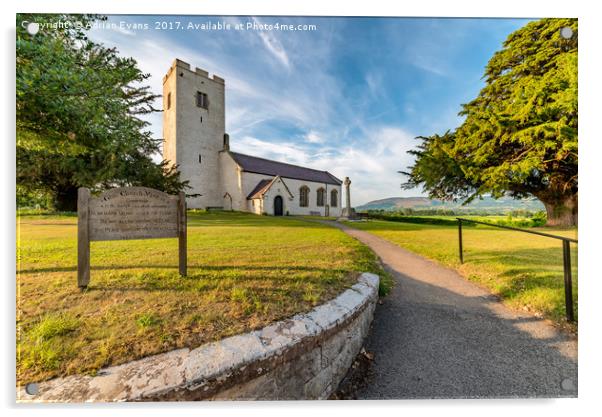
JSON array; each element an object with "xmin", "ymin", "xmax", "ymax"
[{"xmin": 89, "ymin": 15, "xmax": 529, "ymax": 205}]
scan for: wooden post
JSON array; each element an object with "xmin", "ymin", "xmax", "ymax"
[
  {"xmin": 178, "ymin": 192, "xmax": 187, "ymax": 276},
  {"xmin": 562, "ymin": 240, "xmax": 574, "ymax": 322},
  {"xmin": 77, "ymin": 188, "xmax": 91, "ymax": 288},
  {"xmin": 458, "ymin": 219, "xmax": 464, "ymax": 264}
]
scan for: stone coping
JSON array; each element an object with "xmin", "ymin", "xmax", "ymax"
[{"xmin": 17, "ymin": 273, "xmax": 379, "ymax": 402}]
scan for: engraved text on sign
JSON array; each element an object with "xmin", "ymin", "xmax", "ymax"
[
  {"xmin": 77, "ymin": 187, "xmax": 187, "ymax": 288},
  {"xmin": 89, "ymin": 188, "xmax": 179, "ymax": 241}
]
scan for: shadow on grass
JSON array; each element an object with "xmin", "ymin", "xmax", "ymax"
[
  {"xmin": 469, "ymin": 246, "xmax": 561, "ymax": 258},
  {"xmin": 187, "ymin": 212, "xmax": 334, "ymax": 228},
  {"xmin": 19, "ymin": 264, "xmax": 342, "ymax": 275},
  {"xmin": 18, "ymin": 211, "xmax": 336, "ymax": 229},
  {"xmin": 344, "ymin": 222, "xmax": 458, "ymax": 233},
  {"xmin": 20, "ymin": 264, "xmax": 354, "ymax": 295},
  {"xmin": 81, "ymin": 281, "xmax": 346, "ymax": 298},
  {"xmin": 459, "ymin": 246, "xmax": 578, "ymax": 322},
  {"xmin": 465, "ymin": 246, "xmax": 578, "ymax": 277},
  {"xmin": 17, "ymin": 221, "xmax": 78, "ymax": 226},
  {"xmin": 81, "ymin": 270, "xmax": 354, "ymax": 294}
]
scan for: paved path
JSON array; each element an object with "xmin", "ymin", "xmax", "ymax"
[{"xmin": 327, "ymin": 221, "xmax": 578, "ymax": 399}]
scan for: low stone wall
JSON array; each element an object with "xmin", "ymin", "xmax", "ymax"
[{"xmin": 18, "ymin": 273, "xmax": 379, "ymax": 402}]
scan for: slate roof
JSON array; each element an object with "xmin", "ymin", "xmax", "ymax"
[
  {"xmin": 247, "ymin": 176, "xmax": 294, "ymax": 200},
  {"xmin": 229, "ymin": 152, "xmax": 342, "ymax": 185},
  {"xmin": 247, "ymin": 179, "xmax": 272, "ymax": 199}
]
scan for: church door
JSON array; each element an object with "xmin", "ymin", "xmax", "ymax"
[{"xmin": 274, "ymin": 196, "xmax": 283, "ymax": 216}]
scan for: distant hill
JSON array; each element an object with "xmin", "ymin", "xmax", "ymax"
[{"xmin": 356, "ymin": 196, "xmax": 545, "ymax": 213}]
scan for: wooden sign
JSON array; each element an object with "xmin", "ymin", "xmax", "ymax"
[{"xmin": 77, "ymin": 187, "xmax": 187, "ymax": 288}]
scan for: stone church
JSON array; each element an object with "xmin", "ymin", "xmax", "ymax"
[{"xmin": 162, "ymin": 59, "xmax": 343, "ymax": 216}]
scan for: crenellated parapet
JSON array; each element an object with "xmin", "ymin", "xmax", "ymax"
[{"xmin": 162, "ymin": 58, "xmax": 225, "ymax": 85}]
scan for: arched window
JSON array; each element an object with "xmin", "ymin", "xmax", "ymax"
[
  {"xmin": 317, "ymin": 188, "xmax": 325, "ymax": 207},
  {"xmin": 330, "ymin": 189, "xmax": 338, "ymax": 207},
  {"xmin": 299, "ymin": 186, "xmax": 309, "ymax": 207}
]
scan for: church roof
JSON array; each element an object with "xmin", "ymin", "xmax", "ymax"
[
  {"xmin": 229, "ymin": 152, "xmax": 342, "ymax": 185},
  {"xmin": 247, "ymin": 179, "xmax": 272, "ymax": 199},
  {"xmin": 247, "ymin": 176, "xmax": 294, "ymax": 200}
]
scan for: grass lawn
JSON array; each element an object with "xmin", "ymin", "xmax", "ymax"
[
  {"xmin": 345, "ymin": 219, "xmax": 577, "ymax": 330},
  {"xmin": 366, "ymin": 214, "xmax": 546, "ymax": 228},
  {"xmin": 16, "ymin": 211, "xmax": 387, "ymax": 385}
]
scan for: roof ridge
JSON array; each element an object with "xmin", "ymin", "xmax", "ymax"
[
  {"xmin": 246, "ymin": 178, "xmax": 272, "ymax": 199},
  {"xmin": 229, "ymin": 151, "xmax": 332, "ymax": 175},
  {"xmin": 228, "ymin": 151, "xmax": 342, "ymax": 185},
  {"xmin": 246, "ymin": 176, "xmax": 294, "ymax": 200}
]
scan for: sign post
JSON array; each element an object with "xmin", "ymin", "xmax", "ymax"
[
  {"xmin": 77, "ymin": 188, "xmax": 91, "ymax": 287},
  {"xmin": 77, "ymin": 187, "xmax": 187, "ymax": 288},
  {"xmin": 178, "ymin": 191, "xmax": 187, "ymax": 277}
]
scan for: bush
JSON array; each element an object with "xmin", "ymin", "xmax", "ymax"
[
  {"xmin": 531, "ymin": 211, "xmax": 548, "ymax": 227},
  {"xmin": 17, "ymin": 187, "xmax": 52, "ymax": 210}
]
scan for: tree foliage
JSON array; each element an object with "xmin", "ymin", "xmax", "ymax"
[
  {"xmin": 403, "ymin": 19, "xmax": 578, "ymax": 226},
  {"xmin": 16, "ymin": 14, "xmax": 187, "ymax": 211}
]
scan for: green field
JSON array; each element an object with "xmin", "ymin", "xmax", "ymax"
[
  {"xmin": 365, "ymin": 213, "xmax": 547, "ymax": 228},
  {"xmin": 16, "ymin": 211, "xmax": 388, "ymax": 385},
  {"xmin": 346, "ymin": 218, "xmax": 578, "ymax": 329}
]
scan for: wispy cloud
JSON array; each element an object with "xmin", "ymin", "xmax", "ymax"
[
  {"xmin": 87, "ymin": 15, "xmax": 527, "ymax": 205},
  {"xmin": 411, "ymin": 56, "xmax": 449, "ymax": 77},
  {"xmin": 90, "ymin": 19, "xmax": 421, "ymax": 204},
  {"xmin": 252, "ymin": 18, "xmax": 290, "ymax": 69},
  {"xmin": 234, "ymin": 136, "xmax": 312, "ymax": 167},
  {"xmin": 365, "ymin": 72, "xmax": 384, "ymax": 98},
  {"xmin": 230, "ymin": 126, "xmax": 417, "ymax": 205},
  {"xmin": 304, "ymin": 131, "xmax": 325, "ymax": 144}
]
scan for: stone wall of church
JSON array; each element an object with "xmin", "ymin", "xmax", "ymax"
[
  {"xmin": 248, "ymin": 198, "xmax": 263, "ymax": 215},
  {"xmin": 162, "ymin": 65, "xmax": 178, "ymax": 176},
  {"xmin": 242, "ymin": 172, "xmax": 342, "ymax": 217},
  {"xmin": 260, "ymin": 176, "xmax": 294, "ymax": 215},
  {"xmin": 219, "ymin": 152, "xmax": 343, "ymax": 217},
  {"xmin": 219, "ymin": 151, "xmax": 245, "ymax": 211},
  {"xmin": 163, "ymin": 59, "xmax": 225, "ymax": 209},
  {"xmin": 163, "ymin": 59, "xmax": 344, "ymax": 214}
]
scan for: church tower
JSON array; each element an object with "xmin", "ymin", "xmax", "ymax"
[{"xmin": 162, "ymin": 59, "xmax": 226, "ymax": 209}]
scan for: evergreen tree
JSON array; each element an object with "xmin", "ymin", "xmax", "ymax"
[
  {"xmin": 403, "ymin": 19, "xmax": 578, "ymax": 226},
  {"xmin": 17, "ymin": 14, "xmax": 188, "ymax": 211}
]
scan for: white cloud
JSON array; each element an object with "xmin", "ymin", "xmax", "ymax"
[
  {"xmin": 89, "ymin": 17, "xmax": 344, "ymax": 135},
  {"xmin": 113, "ymin": 24, "xmax": 136, "ymax": 37},
  {"xmin": 304, "ymin": 131, "xmax": 324, "ymax": 144},
  {"xmin": 233, "ymin": 136, "xmax": 311, "ymax": 167},
  {"xmin": 230, "ymin": 126, "xmax": 419, "ymax": 206},
  {"xmin": 316, "ymin": 127, "xmax": 419, "ymax": 205},
  {"xmin": 88, "ymin": 18, "xmax": 426, "ymax": 205},
  {"xmin": 412, "ymin": 56, "xmax": 448, "ymax": 77},
  {"xmin": 365, "ymin": 72, "xmax": 383, "ymax": 98},
  {"xmin": 252, "ymin": 18, "xmax": 290, "ymax": 69}
]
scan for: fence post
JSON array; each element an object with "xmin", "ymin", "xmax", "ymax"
[
  {"xmin": 178, "ymin": 191, "xmax": 187, "ymax": 277},
  {"xmin": 458, "ymin": 219, "xmax": 464, "ymax": 264},
  {"xmin": 562, "ymin": 240, "xmax": 574, "ymax": 322}
]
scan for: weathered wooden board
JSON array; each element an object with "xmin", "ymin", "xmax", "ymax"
[
  {"xmin": 77, "ymin": 187, "xmax": 187, "ymax": 288},
  {"xmin": 88, "ymin": 187, "xmax": 179, "ymax": 241}
]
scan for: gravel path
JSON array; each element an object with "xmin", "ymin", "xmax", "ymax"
[{"xmin": 328, "ymin": 221, "xmax": 578, "ymax": 399}]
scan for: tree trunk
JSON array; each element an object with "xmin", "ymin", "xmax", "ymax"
[
  {"xmin": 541, "ymin": 194, "xmax": 578, "ymax": 227},
  {"xmin": 53, "ymin": 186, "xmax": 79, "ymax": 212}
]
